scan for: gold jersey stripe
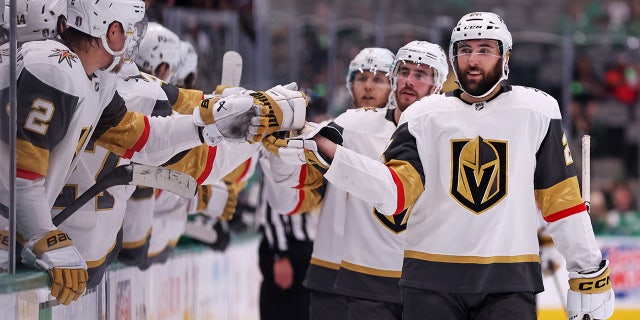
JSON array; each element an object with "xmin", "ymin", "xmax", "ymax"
[
  {"xmin": 173, "ymin": 88, "xmax": 204, "ymax": 115},
  {"xmin": 340, "ymin": 260, "xmax": 402, "ymax": 278},
  {"xmin": 86, "ymin": 239, "xmax": 119, "ymax": 268},
  {"xmin": 387, "ymin": 159, "xmax": 424, "ymax": 213},
  {"xmin": 165, "ymin": 145, "xmax": 210, "ymax": 181},
  {"xmin": 121, "ymin": 228, "xmax": 152, "ymax": 249},
  {"xmin": 98, "ymin": 112, "xmax": 147, "ymax": 156},
  {"xmin": 223, "ymin": 160, "xmax": 251, "ymax": 183},
  {"xmin": 310, "ymin": 257, "xmax": 340, "ymax": 270},
  {"xmin": 405, "ymin": 250, "xmax": 540, "ymax": 264},
  {"xmin": 535, "ymin": 177, "xmax": 584, "ymax": 218},
  {"xmin": 17, "ymin": 139, "xmax": 49, "ymax": 176}
]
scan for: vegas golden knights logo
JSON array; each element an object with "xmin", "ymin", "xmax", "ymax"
[
  {"xmin": 374, "ymin": 208, "xmax": 408, "ymax": 234},
  {"xmin": 451, "ymin": 137, "xmax": 507, "ymax": 214}
]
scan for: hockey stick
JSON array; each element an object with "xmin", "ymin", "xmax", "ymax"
[
  {"xmin": 221, "ymin": 51, "xmax": 243, "ymax": 87},
  {"xmin": 52, "ymin": 163, "xmax": 197, "ymax": 226},
  {"xmin": 582, "ymin": 135, "xmax": 591, "ymax": 212}
]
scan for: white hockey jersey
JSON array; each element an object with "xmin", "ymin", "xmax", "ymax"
[
  {"xmin": 330, "ymin": 107, "xmax": 404, "ymax": 303},
  {"xmin": 0, "ymin": 39, "xmax": 203, "ymax": 242},
  {"xmin": 325, "ymin": 86, "xmax": 602, "ymax": 293}
]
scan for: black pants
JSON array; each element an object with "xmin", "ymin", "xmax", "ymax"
[
  {"xmin": 259, "ymin": 237, "xmax": 313, "ymax": 320},
  {"xmin": 346, "ymin": 296, "xmax": 402, "ymax": 320},
  {"xmin": 403, "ymin": 287, "xmax": 536, "ymax": 320},
  {"xmin": 309, "ymin": 289, "xmax": 348, "ymax": 320}
]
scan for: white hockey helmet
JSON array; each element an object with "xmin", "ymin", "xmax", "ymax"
[
  {"xmin": 346, "ymin": 47, "xmax": 394, "ymax": 91},
  {"xmin": 393, "ymin": 40, "xmax": 449, "ymax": 93},
  {"xmin": 176, "ymin": 40, "xmax": 198, "ymax": 87},
  {"xmin": 449, "ymin": 12, "xmax": 512, "ymax": 97},
  {"xmin": 5, "ymin": 0, "xmax": 66, "ymax": 42},
  {"xmin": 66, "ymin": 0, "xmax": 145, "ymax": 72},
  {"xmin": 136, "ymin": 22, "xmax": 181, "ymax": 82}
]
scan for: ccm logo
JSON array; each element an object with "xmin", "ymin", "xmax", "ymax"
[{"xmin": 579, "ymin": 276, "xmax": 611, "ymax": 291}]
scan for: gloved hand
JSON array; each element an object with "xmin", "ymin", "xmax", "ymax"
[
  {"xmin": 219, "ymin": 180, "xmax": 245, "ymax": 221},
  {"xmin": 247, "ymin": 82, "xmax": 308, "ymax": 142},
  {"xmin": 212, "ymin": 85, "xmax": 255, "ymax": 98},
  {"xmin": 0, "ymin": 230, "xmax": 9, "ymax": 273},
  {"xmin": 538, "ymin": 229, "xmax": 562, "ymax": 276},
  {"xmin": 183, "ymin": 214, "xmax": 231, "ymax": 252},
  {"xmin": 193, "ymin": 95, "xmax": 254, "ymax": 145},
  {"xmin": 567, "ymin": 259, "xmax": 615, "ymax": 320},
  {"xmin": 21, "ymin": 230, "xmax": 88, "ymax": 305},
  {"xmin": 262, "ymin": 121, "xmax": 343, "ymax": 170}
]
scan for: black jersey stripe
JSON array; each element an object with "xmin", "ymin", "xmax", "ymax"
[
  {"xmin": 15, "ymin": 69, "xmax": 79, "ymax": 150},
  {"xmin": 400, "ymin": 256, "xmax": 544, "ymax": 294}
]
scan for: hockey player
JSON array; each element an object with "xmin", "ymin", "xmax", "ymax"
[
  {"xmin": 176, "ymin": 40, "xmax": 198, "ymax": 89},
  {"xmin": 263, "ymin": 42, "xmax": 448, "ymax": 319},
  {"xmin": 263, "ymin": 47, "xmax": 395, "ymax": 320},
  {"xmin": 0, "ymin": 0, "xmax": 306, "ymax": 306},
  {"xmin": 274, "ymin": 12, "xmax": 615, "ymax": 320}
]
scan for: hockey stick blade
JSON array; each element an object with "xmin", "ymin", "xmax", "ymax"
[
  {"xmin": 53, "ymin": 164, "xmax": 197, "ymax": 226},
  {"xmin": 221, "ymin": 51, "xmax": 242, "ymax": 87}
]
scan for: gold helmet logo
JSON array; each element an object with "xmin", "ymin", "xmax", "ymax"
[{"xmin": 451, "ymin": 136, "xmax": 507, "ymax": 214}]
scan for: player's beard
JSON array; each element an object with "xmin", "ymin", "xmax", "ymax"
[{"xmin": 457, "ymin": 59, "xmax": 502, "ymax": 97}]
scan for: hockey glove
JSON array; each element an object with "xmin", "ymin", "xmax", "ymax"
[
  {"xmin": 262, "ymin": 121, "xmax": 343, "ymax": 170},
  {"xmin": 21, "ymin": 230, "xmax": 88, "ymax": 305},
  {"xmin": 567, "ymin": 259, "xmax": 615, "ymax": 320},
  {"xmin": 183, "ymin": 214, "xmax": 231, "ymax": 252},
  {"xmin": 0, "ymin": 230, "xmax": 8, "ymax": 272},
  {"xmin": 538, "ymin": 229, "xmax": 562, "ymax": 276},
  {"xmin": 248, "ymin": 82, "xmax": 308, "ymax": 142},
  {"xmin": 193, "ymin": 95, "xmax": 254, "ymax": 145},
  {"xmin": 212, "ymin": 85, "xmax": 255, "ymax": 98}
]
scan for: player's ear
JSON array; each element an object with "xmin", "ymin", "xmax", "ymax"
[{"xmin": 106, "ymin": 21, "xmax": 124, "ymax": 42}]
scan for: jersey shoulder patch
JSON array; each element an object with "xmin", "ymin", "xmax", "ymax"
[{"xmin": 19, "ymin": 40, "xmax": 89, "ymax": 97}]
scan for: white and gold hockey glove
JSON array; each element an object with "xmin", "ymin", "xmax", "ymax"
[
  {"xmin": 262, "ymin": 121, "xmax": 342, "ymax": 170},
  {"xmin": 567, "ymin": 259, "xmax": 615, "ymax": 320},
  {"xmin": 21, "ymin": 230, "xmax": 88, "ymax": 305},
  {"xmin": 212, "ymin": 85, "xmax": 255, "ymax": 98},
  {"xmin": 193, "ymin": 95, "xmax": 255, "ymax": 145},
  {"xmin": 0, "ymin": 230, "xmax": 9, "ymax": 273},
  {"xmin": 248, "ymin": 82, "xmax": 308, "ymax": 143}
]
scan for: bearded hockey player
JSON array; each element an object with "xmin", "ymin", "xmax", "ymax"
[{"xmin": 269, "ymin": 11, "xmax": 615, "ymax": 320}]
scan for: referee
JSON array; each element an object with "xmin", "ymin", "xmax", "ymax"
[{"xmin": 257, "ymin": 156, "xmax": 318, "ymax": 320}]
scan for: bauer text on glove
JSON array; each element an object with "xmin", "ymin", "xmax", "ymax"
[{"xmin": 21, "ymin": 230, "xmax": 88, "ymax": 305}]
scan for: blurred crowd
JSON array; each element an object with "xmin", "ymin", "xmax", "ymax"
[{"xmin": 144, "ymin": 0, "xmax": 640, "ymax": 237}]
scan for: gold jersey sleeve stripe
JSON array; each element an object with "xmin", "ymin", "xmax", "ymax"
[
  {"xmin": 17, "ymin": 139, "xmax": 49, "ymax": 177},
  {"xmin": 387, "ymin": 159, "xmax": 424, "ymax": 215},
  {"xmin": 535, "ymin": 176, "xmax": 585, "ymax": 219}
]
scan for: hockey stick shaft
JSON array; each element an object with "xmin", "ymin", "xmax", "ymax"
[
  {"xmin": 221, "ymin": 51, "xmax": 242, "ymax": 87},
  {"xmin": 582, "ymin": 135, "xmax": 591, "ymax": 209},
  {"xmin": 53, "ymin": 164, "xmax": 197, "ymax": 226}
]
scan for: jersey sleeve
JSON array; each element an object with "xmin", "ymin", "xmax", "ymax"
[
  {"xmin": 94, "ymin": 92, "xmax": 202, "ymax": 165},
  {"xmin": 533, "ymin": 119, "xmax": 602, "ymax": 273},
  {"xmin": 324, "ymin": 122, "xmax": 424, "ymax": 216},
  {"xmin": 161, "ymin": 83, "xmax": 204, "ymax": 115},
  {"xmin": 15, "ymin": 68, "xmax": 80, "ymax": 179}
]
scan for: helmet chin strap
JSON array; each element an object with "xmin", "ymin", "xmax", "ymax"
[
  {"xmin": 455, "ymin": 59, "xmax": 508, "ymax": 99},
  {"xmin": 101, "ymin": 34, "xmax": 124, "ymax": 72}
]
